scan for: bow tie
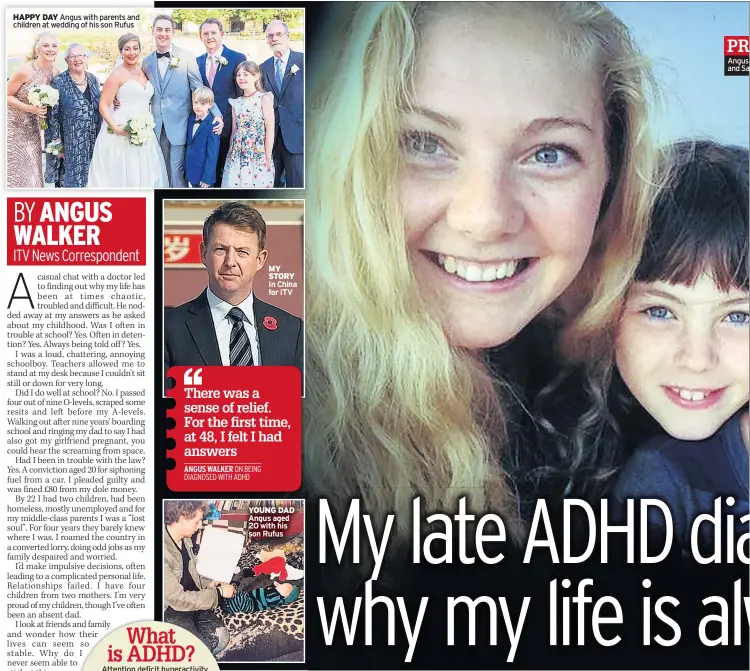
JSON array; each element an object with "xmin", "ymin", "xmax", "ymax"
[{"xmin": 156, "ymin": 51, "xmax": 171, "ymax": 59}]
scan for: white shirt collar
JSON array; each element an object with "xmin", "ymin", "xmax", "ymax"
[
  {"xmin": 208, "ymin": 45, "xmax": 224, "ymax": 61},
  {"xmin": 206, "ymin": 286, "xmax": 255, "ymax": 327}
]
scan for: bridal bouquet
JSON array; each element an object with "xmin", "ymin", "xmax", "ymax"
[
  {"xmin": 45, "ymin": 139, "xmax": 64, "ymax": 157},
  {"xmin": 124, "ymin": 115, "xmax": 155, "ymax": 146},
  {"xmin": 28, "ymin": 84, "xmax": 59, "ymax": 131},
  {"xmin": 108, "ymin": 114, "xmax": 155, "ymax": 146}
]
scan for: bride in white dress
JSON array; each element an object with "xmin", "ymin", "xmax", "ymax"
[{"xmin": 88, "ymin": 33, "xmax": 168, "ymax": 188}]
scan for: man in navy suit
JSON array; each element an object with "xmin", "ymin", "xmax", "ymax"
[
  {"xmin": 260, "ymin": 20, "xmax": 304, "ymax": 188},
  {"xmin": 196, "ymin": 18, "xmax": 246, "ymax": 186},
  {"xmin": 143, "ymin": 15, "xmax": 223, "ymax": 188},
  {"xmin": 185, "ymin": 87, "xmax": 220, "ymax": 188},
  {"xmin": 164, "ymin": 202, "xmax": 303, "ymax": 376}
]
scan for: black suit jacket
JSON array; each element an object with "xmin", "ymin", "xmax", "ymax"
[{"xmin": 164, "ymin": 290, "xmax": 303, "ymax": 376}]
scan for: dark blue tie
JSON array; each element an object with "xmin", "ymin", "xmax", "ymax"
[{"xmin": 275, "ymin": 58, "xmax": 283, "ymax": 91}]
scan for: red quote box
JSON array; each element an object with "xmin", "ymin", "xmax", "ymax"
[
  {"xmin": 7, "ymin": 198, "xmax": 146, "ymax": 266},
  {"xmin": 166, "ymin": 366, "xmax": 301, "ymax": 492}
]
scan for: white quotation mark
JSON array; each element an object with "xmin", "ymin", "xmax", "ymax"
[{"xmin": 184, "ymin": 368, "xmax": 203, "ymax": 385}]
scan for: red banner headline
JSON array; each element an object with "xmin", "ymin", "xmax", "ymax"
[
  {"xmin": 724, "ymin": 36, "xmax": 749, "ymax": 55},
  {"xmin": 166, "ymin": 365, "xmax": 301, "ymax": 492},
  {"xmin": 7, "ymin": 198, "xmax": 146, "ymax": 266}
]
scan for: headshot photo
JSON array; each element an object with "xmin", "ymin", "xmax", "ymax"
[
  {"xmin": 5, "ymin": 8, "xmax": 305, "ymax": 189},
  {"xmin": 163, "ymin": 199, "xmax": 304, "ymax": 382}
]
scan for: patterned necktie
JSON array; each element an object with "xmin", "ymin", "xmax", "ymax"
[
  {"xmin": 275, "ymin": 57, "xmax": 283, "ymax": 90},
  {"xmin": 208, "ymin": 56, "xmax": 218, "ymax": 87},
  {"xmin": 227, "ymin": 308, "xmax": 254, "ymax": 366}
]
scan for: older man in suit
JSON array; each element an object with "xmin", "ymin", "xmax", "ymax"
[
  {"xmin": 195, "ymin": 18, "xmax": 245, "ymax": 185},
  {"xmin": 143, "ymin": 14, "xmax": 223, "ymax": 188},
  {"xmin": 164, "ymin": 202, "xmax": 303, "ymax": 376},
  {"xmin": 260, "ymin": 20, "xmax": 304, "ymax": 188}
]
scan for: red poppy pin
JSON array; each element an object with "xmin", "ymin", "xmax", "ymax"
[{"xmin": 263, "ymin": 316, "xmax": 278, "ymax": 331}]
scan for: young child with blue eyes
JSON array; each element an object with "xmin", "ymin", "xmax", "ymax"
[{"xmin": 612, "ymin": 140, "xmax": 749, "ymax": 552}]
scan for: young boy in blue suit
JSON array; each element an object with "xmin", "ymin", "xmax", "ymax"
[{"xmin": 185, "ymin": 87, "xmax": 220, "ymax": 188}]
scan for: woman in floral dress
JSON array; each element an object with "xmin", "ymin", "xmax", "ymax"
[
  {"xmin": 6, "ymin": 31, "xmax": 60, "ymax": 188},
  {"xmin": 221, "ymin": 61, "xmax": 275, "ymax": 188}
]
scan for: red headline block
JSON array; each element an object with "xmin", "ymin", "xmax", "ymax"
[
  {"xmin": 166, "ymin": 366, "xmax": 301, "ymax": 492},
  {"xmin": 7, "ymin": 198, "xmax": 146, "ymax": 266},
  {"xmin": 724, "ymin": 36, "xmax": 749, "ymax": 55}
]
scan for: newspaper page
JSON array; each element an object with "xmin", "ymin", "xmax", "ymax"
[{"xmin": 1, "ymin": 2, "xmax": 748, "ymax": 671}]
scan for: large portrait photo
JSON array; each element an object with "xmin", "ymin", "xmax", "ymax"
[
  {"xmin": 6, "ymin": 7, "xmax": 305, "ymax": 190},
  {"xmin": 303, "ymin": 2, "xmax": 748, "ymax": 666}
]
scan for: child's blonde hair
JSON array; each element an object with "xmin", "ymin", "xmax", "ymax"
[{"xmin": 192, "ymin": 86, "xmax": 214, "ymax": 105}]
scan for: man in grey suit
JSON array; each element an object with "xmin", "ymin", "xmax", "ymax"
[{"xmin": 142, "ymin": 15, "xmax": 223, "ymax": 188}]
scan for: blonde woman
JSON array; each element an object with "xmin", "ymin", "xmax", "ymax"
[
  {"xmin": 304, "ymin": 2, "xmax": 660, "ymax": 541},
  {"xmin": 6, "ymin": 31, "xmax": 60, "ymax": 188}
]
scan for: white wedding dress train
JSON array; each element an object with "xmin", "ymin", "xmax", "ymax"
[{"xmin": 87, "ymin": 79, "xmax": 168, "ymax": 188}]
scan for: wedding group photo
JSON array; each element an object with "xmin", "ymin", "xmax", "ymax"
[{"xmin": 5, "ymin": 7, "xmax": 305, "ymax": 190}]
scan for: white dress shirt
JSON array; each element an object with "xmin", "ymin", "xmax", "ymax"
[
  {"xmin": 206, "ymin": 287, "xmax": 261, "ymax": 366},
  {"xmin": 156, "ymin": 49, "xmax": 171, "ymax": 78},
  {"xmin": 204, "ymin": 46, "xmax": 224, "ymax": 82}
]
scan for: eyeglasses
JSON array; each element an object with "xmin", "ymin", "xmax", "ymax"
[
  {"xmin": 266, "ymin": 31, "xmax": 288, "ymax": 39},
  {"xmin": 66, "ymin": 54, "xmax": 87, "ymax": 61}
]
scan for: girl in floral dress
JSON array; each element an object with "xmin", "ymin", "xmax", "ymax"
[{"xmin": 221, "ymin": 61, "xmax": 275, "ymax": 188}]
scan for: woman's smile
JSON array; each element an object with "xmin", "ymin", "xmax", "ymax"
[{"xmin": 432, "ymin": 254, "xmax": 530, "ymax": 283}]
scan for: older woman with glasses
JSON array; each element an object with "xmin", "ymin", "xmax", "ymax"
[{"xmin": 44, "ymin": 43, "xmax": 102, "ymax": 188}]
